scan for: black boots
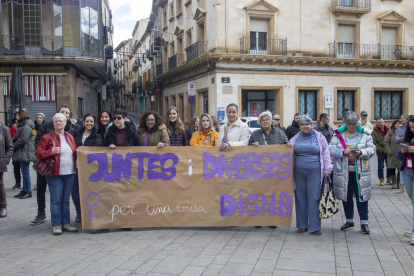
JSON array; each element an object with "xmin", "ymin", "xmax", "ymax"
[
  {"xmin": 11, "ymin": 183, "xmax": 21, "ymax": 190},
  {"xmin": 19, "ymin": 191, "xmax": 32, "ymax": 199},
  {"xmin": 14, "ymin": 190, "xmax": 25, "ymax": 198}
]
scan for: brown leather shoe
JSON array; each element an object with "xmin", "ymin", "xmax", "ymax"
[
  {"xmin": 0, "ymin": 208, "xmax": 6, "ymax": 218},
  {"xmin": 297, "ymin": 228, "xmax": 308, "ymax": 233},
  {"xmin": 310, "ymin": 230, "xmax": 322, "ymax": 236}
]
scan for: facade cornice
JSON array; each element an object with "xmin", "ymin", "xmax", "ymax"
[{"xmin": 156, "ymin": 53, "xmax": 414, "ymax": 80}]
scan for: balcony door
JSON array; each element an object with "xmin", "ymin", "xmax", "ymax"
[
  {"xmin": 250, "ymin": 19, "xmax": 268, "ymax": 55},
  {"xmin": 339, "ymin": 0, "xmax": 353, "ymax": 7},
  {"xmin": 338, "ymin": 25, "xmax": 354, "ymax": 58},
  {"xmin": 381, "ymin": 27, "xmax": 397, "ymax": 60}
]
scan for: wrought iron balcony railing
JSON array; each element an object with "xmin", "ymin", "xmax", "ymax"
[
  {"xmin": 186, "ymin": 41, "xmax": 208, "ymax": 62},
  {"xmin": 331, "ymin": 0, "xmax": 371, "ymax": 10},
  {"xmin": 169, "ymin": 54, "xmax": 177, "ymax": 70},
  {"xmin": 2, "ymin": 35, "xmax": 24, "ymax": 55},
  {"xmin": 329, "ymin": 42, "xmax": 414, "ymax": 60},
  {"xmin": 42, "ymin": 36, "xmax": 63, "ymax": 55},
  {"xmin": 240, "ymin": 37, "xmax": 287, "ymax": 56}
]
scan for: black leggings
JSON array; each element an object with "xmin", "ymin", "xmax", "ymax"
[
  {"xmin": 36, "ymin": 172, "xmax": 48, "ymax": 213},
  {"xmin": 12, "ymin": 161, "xmax": 21, "ymax": 184}
]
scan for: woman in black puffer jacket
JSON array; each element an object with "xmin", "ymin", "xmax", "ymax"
[
  {"xmin": 165, "ymin": 106, "xmax": 187, "ymax": 146},
  {"xmin": 72, "ymin": 114, "xmax": 104, "ymax": 223}
]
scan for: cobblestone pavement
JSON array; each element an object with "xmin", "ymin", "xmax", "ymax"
[{"xmin": 1, "ymin": 157, "xmax": 414, "ymax": 276}]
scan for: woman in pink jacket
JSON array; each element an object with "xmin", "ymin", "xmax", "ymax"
[{"xmin": 290, "ymin": 114, "xmax": 333, "ymax": 236}]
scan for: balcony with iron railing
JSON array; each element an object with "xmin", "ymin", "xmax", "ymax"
[
  {"xmin": 240, "ymin": 37, "xmax": 287, "ymax": 56},
  {"xmin": 329, "ymin": 42, "xmax": 414, "ymax": 60},
  {"xmin": 186, "ymin": 41, "xmax": 208, "ymax": 62},
  {"xmin": 330, "ymin": 0, "xmax": 371, "ymax": 17},
  {"xmin": 156, "ymin": 62, "xmax": 163, "ymax": 76}
]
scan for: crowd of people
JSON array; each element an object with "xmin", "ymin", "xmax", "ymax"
[{"xmin": 0, "ymin": 104, "xmax": 413, "ymax": 246}]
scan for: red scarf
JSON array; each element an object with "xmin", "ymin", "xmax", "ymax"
[{"xmin": 374, "ymin": 124, "xmax": 389, "ymax": 137}]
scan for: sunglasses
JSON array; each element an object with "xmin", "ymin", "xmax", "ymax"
[
  {"xmin": 274, "ymin": 119, "xmax": 280, "ymax": 121},
  {"xmin": 114, "ymin": 116, "xmax": 123, "ymax": 121}
]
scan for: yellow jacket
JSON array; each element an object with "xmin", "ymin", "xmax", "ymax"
[{"xmin": 189, "ymin": 129, "xmax": 219, "ymax": 146}]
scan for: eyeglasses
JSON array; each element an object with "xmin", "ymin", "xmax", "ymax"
[
  {"xmin": 346, "ymin": 123, "xmax": 358, "ymax": 126},
  {"xmin": 274, "ymin": 119, "xmax": 280, "ymax": 121},
  {"xmin": 146, "ymin": 119, "xmax": 155, "ymax": 122},
  {"xmin": 114, "ymin": 116, "xmax": 123, "ymax": 121},
  {"xmin": 300, "ymin": 123, "xmax": 311, "ymax": 127}
]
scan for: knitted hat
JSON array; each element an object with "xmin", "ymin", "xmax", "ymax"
[{"xmin": 36, "ymin": 113, "xmax": 45, "ymax": 121}]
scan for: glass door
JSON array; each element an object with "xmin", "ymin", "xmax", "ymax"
[{"xmin": 250, "ymin": 31, "xmax": 268, "ymax": 55}]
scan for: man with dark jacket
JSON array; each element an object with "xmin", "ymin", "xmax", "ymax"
[
  {"xmin": 313, "ymin": 113, "xmax": 334, "ymax": 143},
  {"xmin": 104, "ymin": 108, "xmax": 141, "ymax": 147},
  {"xmin": 272, "ymin": 114, "xmax": 286, "ymax": 133},
  {"xmin": 285, "ymin": 113, "xmax": 301, "ymax": 140},
  {"xmin": 372, "ymin": 118, "xmax": 392, "ymax": 186},
  {"xmin": 31, "ymin": 105, "xmax": 75, "ymax": 226}
]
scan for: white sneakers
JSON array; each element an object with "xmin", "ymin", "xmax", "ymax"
[
  {"xmin": 53, "ymin": 224, "xmax": 78, "ymax": 235},
  {"xmin": 53, "ymin": 225, "xmax": 62, "ymax": 235}
]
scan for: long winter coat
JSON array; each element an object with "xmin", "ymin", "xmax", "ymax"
[
  {"xmin": 217, "ymin": 118, "xmax": 249, "ymax": 147},
  {"xmin": 13, "ymin": 119, "xmax": 36, "ymax": 163},
  {"xmin": 35, "ymin": 131, "xmax": 77, "ymax": 176},
  {"xmin": 0, "ymin": 124, "xmax": 13, "ymax": 172},
  {"xmin": 167, "ymin": 123, "xmax": 187, "ymax": 146},
  {"xmin": 104, "ymin": 122, "xmax": 142, "ymax": 147},
  {"xmin": 74, "ymin": 127, "xmax": 104, "ymax": 147},
  {"xmin": 249, "ymin": 126, "xmax": 289, "ymax": 145},
  {"xmin": 139, "ymin": 124, "xmax": 170, "ymax": 146},
  {"xmin": 329, "ymin": 124, "xmax": 376, "ymax": 202},
  {"xmin": 384, "ymin": 129, "xmax": 401, "ymax": 169},
  {"xmin": 190, "ymin": 129, "xmax": 219, "ymax": 146},
  {"xmin": 290, "ymin": 130, "xmax": 333, "ymax": 190}
]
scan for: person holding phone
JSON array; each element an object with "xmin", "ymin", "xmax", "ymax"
[
  {"xmin": 329, "ymin": 111, "xmax": 376, "ymax": 235},
  {"xmin": 396, "ymin": 116, "xmax": 414, "ymax": 244}
]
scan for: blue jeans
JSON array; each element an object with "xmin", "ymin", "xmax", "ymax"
[
  {"xmin": 71, "ymin": 171, "xmax": 81, "ymax": 216},
  {"xmin": 19, "ymin": 161, "xmax": 31, "ymax": 192},
  {"xmin": 46, "ymin": 174, "xmax": 75, "ymax": 226},
  {"xmin": 377, "ymin": 155, "xmax": 394, "ymax": 179},
  {"xmin": 403, "ymin": 168, "xmax": 414, "ymax": 231},
  {"xmin": 294, "ymin": 166, "xmax": 321, "ymax": 232},
  {"xmin": 342, "ymin": 172, "xmax": 369, "ymax": 224}
]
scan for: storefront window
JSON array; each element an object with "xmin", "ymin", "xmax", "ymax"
[{"xmin": 242, "ymin": 90, "xmax": 275, "ymax": 117}]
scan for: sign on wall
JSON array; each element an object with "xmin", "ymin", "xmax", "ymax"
[
  {"xmin": 188, "ymin": 81, "xmax": 196, "ymax": 96},
  {"xmin": 78, "ymin": 146, "xmax": 294, "ymax": 229},
  {"xmin": 325, "ymin": 93, "xmax": 334, "ymax": 109}
]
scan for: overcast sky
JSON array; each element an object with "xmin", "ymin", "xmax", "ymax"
[{"xmin": 109, "ymin": 0, "xmax": 152, "ymax": 49}]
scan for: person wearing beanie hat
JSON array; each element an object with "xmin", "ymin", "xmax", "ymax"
[{"xmin": 33, "ymin": 113, "xmax": 45, "ymax": 137}]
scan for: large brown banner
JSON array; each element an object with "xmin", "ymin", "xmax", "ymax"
[{"xmin": 78, "ymin": 145, "xmax": 294, "ymax": 229}]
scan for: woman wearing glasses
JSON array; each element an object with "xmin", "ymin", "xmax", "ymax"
[
  {"xmin": 139, "ymin": 110, "xmax": 170, "ymax": 148},
  {"xmin": 329, "ymin": 111, "xmax": 375, "ymax": 235},
  {"xmin": 290, "ymin": 114, "xmax": 332, "ymax": 236}
]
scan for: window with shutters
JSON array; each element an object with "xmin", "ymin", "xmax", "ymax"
[
  {"xmin": 374, "ymin": 91, "xmax": 402, "ymax": 120},
  {"xmin": 338, "ymin": 25, "xmax": 354, "ymax": 58},
  {"xmin": 337, "ymin": 91, "xmax": 355, "ymax": 120},
  {"xmin": 298, "ymin": 90, "xmax": 317, "ymax": 121}
]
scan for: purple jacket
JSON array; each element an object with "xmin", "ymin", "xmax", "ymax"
[
  {"xmin": 290, "ymin": 130, "xmax": 333, "ymax": 190},
  {"xmin": 396, "ymin": 142, "xmax": 412, "ymax": 173}
]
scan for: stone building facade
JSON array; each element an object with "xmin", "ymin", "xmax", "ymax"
[{"xmin": 151, "ymin": 0, "xmax": 414, "ymax": 127}]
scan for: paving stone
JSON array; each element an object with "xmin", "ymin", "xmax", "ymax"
[
  {"xmin": 350, "ymin": 255, "xmax": 383, "ymax": 272},
  {"xmin": 201, "ymin": 264, "xmax": 224, "ymax": 276},
  {"xmin": 220, "ymin": 262, "xmax": 254, "ymax": 276},
  {"xmin": 151, "ymin": 255, "xmax": 194, "ymax": 274},
  {"xmin": 180, "ymin": 265, "xmax": 206, "ymax": 276},
  {"xmin": 275, "ymin": 258, "xmax": 336, "ymax": 274},
  {"xmin": 253, "ymin": 259, "xmax": 277, "ymax": 273}
]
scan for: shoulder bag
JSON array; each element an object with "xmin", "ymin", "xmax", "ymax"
[{"xmin": 32, "ymin": 134, "xmax": 55, "ymax": 177}]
